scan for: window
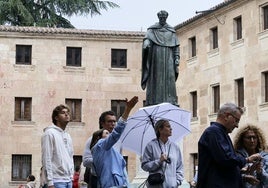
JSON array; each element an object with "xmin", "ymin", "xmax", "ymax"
[
  {"xmin": 263, "ymin": 5, "xmax": 268, "ymax": 30},
  {"xmin": 73, "ymin": 155, "xmax": 82, "ymax": 169},
  {"xmin": 189, "ymin": 37, "xmax": 196, "ymax": 57},
  {"xmin": 234, "ymin": 16, "xmax": 242, "ymax": 40},
  {"xmin": 263, "ymin": 72, "xmax": 268, "ymax": 102},
  {"xmin": 111, "ymin": 100, "xmax": 126, "ymax": 119},
  {"xmin": 191, "ymin": 153, "xmax": 198, "ymax": 179},
  {"xmin": 12, "ymin": 155, "xmax": 32, "ymax": 181},
  {"xmin": 210, "ymin": 27, "xmax": 218, "ymax": 49},
  {"xmin": 111, "ymin": 49, "xmax": 127, "ymax": 68},
  {"xmin": 65, "ymin": 99, "xmax": 82, "ymax": 122},
  {"xmin": 15, "ymin": 97, "xmax": 32, "ymax": 121},
  {"xmin": 212, "ymin": 85, "xmax": 220, "ymax": 113},
  {"xmin": 236, "ymin": 78, "xmax": 244, "ymax": 107},
  {"xmin": 16, "ymin": 45, "xmax": 32, "ymax": 65},
  {"xmin": 190, "ymin": 91, "xmax": 197, "ymax": 118},
  {"xmin": 66, "ymin": 47, "xmax": 82, "ymax": 66}
]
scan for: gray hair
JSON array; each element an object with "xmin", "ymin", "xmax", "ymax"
[{"xmin": 217, "ymin": 103, "xmax": 244, "ymax": 118}]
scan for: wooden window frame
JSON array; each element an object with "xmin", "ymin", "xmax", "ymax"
[
  {"xmin": 236, "ymin": 78, "xmax": 244, "ymax": 107},
  {"xmin": 111, "ymin": 49, "xmax": 127, "ymax": 68},
  {"xmin": 189, "ymin": 37, "xmax": 196, "ymax": 57},
  {"xmin": 66, "ymin": 47, "xmax": 82, "ymax": 67},
  {"xmin": 190, "ymin": 91, "xmax": 197, "ymax": 118},
  {"xmin": 212, "ymin": 85, "xmax": 220, "ymax": 113},
  {"xmin": 14, "ymin": 97, "xmax": 32, "ymax": 121},
  {"xmin": 264, "ymin": 72, "xmax": 268, "ymax": 102},
  {"xmin": 234, "ymin": 16, "xmax": 242, "ymax": 40},
  {"xmin": 16, "ymin": 45, "xmax": 32, "ymax": 65},
  {"xmin": 65, "ymin": 99, "xmax": 82, "ymax": 122},
  {"xmin": 211, "ymin": 27, "xmax": 218, "ymax": 49},
  {"xmin": 111, "ymin": 100, "xmax": 126, "ymax": 119},
  {"xmin": 263, "ymin": 5, "xmax": 268, "ymax": 30}
]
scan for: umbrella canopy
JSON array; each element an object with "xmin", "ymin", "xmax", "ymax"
[{"xmin": 120, "ymin": 102, "xmax": 191, "ymax": 156}]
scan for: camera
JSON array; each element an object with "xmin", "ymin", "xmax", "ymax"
[
  {"xmin": 166, "ymin": 157, "xmax": 171, "ymax": 164},
  {"xmin": 253, "ymin": 157, "xmax": 263, "ymax": 163}
]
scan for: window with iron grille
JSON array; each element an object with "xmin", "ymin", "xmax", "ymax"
[
  {"xmin": 263, "ymin": 5, "xmax": 268, "ymax": 30},
  {"xmin": 189, "ymin": 36, "xmax": 196, "ymax": 57},
  {"xmin": 234, "ymin": 16, "xmax": 242, "ymax": 40},
  {"xmin": 16, "ymin": 45, "xmax": 32, "ymax": 65},
  {"xmin": 210, "ymin": 27, "xmax": 218, "ymax": 49},
  {"xmin": 111, "ymin": 49, "xmax": 127, "ymax": 68},
  {"xmin": 14, "ymin": 97, "xmax": 32, "ymax": 121},
  {"xmin": 212, "ymin": 85, "xmax": 220, "ymax": 113},
  {"xmin": 66, "ymin": 47, "xmax": 82, "ymax": 66},
  {"xmin": 111, "ymin": 100, "xmax": 126, "ymax": 120},
  {"xmin": 65, "ymin": 99, "xmax": 82, "ymax": 122},
  {"xmin": 12, "ymin": 155, "xmax": 32, "ymax": 181},
  {"xmin": 190, "ymin": 91, "xmax": 197, "ymax": 118},
  {"xmin": 236, "ymin": 78, "xmax": 244, "ymax": 107}
]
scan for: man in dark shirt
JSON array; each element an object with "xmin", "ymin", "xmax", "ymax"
[{"xmin": 197, "ymin": 103, "xmax": 261, "ymax": 188}]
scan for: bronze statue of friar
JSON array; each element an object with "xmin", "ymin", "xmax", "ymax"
[{"xmin": 141, "ymin": 10, "xmax": 180, "ymax": 106}]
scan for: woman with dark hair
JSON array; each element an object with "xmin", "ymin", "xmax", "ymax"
[
  {"xmin": 90, "ymin": 96, "xmax": 138, "ymax": 188},
  {"xmin": 234, "ymin": 124, "xmax": 268, "ymax": 187},
  {"xmin": 90, "ymin": 129, "xmax": 109, "ymax": 150},
  {"xmin": 141, "ymin": 119, "xmax": 184, "ymax": 187}
]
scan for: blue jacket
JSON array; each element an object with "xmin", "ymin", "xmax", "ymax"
[
  {"xmin": 92, "ymin": 118, "xmax": 129, "ymax": 188},
  {"xmin": 197, "ymin": 122, "xmax": 247, "ymax": 188}
]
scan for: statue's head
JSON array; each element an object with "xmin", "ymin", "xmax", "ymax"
[{"xmin": 157, "ymin": 10, "xmax": 168, "ymax": 26}]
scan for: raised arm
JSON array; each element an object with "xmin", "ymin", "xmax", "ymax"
[{"xmin": 121, "ymin": 96, "xmax": 139, "ymax": 121}]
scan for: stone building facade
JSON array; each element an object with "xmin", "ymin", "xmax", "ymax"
[
  {"xmin": 2, "ymin": 0, "xmax": 268, "ymax": 187},
  {"xmin": 175, "ymin": 0, "xmax": 268, "ymax": 182},
  {"xmin": 0, "ymin": 25, "xmax": 146, "ymax": 187}
]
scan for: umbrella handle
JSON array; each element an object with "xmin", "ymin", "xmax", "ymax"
[{"xmin": 149, "ymin": 115, "xmax": 154, "ymax": 126}]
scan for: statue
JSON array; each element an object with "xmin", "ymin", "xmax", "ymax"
[{"xmin": 141, "ymin": 10, "xmax": 180, "ymax": 106}]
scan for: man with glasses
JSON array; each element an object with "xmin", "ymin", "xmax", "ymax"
[
  {"xmin": 197, "ymin": 103, "xmax": 261, "ymax": 188},
  {"xmin": 83, "ymin": 110, "xmax": 118, "ymax": 188}
]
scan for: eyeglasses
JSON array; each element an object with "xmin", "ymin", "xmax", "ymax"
[{"xmin": 226, "ymin": 113, "xmax": 240, "ymax": 123}]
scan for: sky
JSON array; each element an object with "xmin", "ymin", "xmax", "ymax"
[{"xmin": 68, "ymin": 0, "xmax": 224, "ymax": 32}]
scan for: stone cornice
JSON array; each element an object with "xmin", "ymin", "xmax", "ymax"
[{"xmin": 0, "ymin": 25, "xmax": 145, "ymax": 41}]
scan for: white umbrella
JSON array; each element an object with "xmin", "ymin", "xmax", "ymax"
[{"xmin": 120, "ymin": 102, "xmax": 191, "ymax": 156}]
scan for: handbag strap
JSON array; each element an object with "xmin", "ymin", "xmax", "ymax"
[{"xmin": 157, "ymin": 139, "xmax": 171, "ymax": 173}]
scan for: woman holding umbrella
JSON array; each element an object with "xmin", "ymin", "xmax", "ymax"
[{"xmin": 141, "ymin": 119, "xmax": 184, "ymax": 187}]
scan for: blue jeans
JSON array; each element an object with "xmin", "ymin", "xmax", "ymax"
[{"xmin": 53, "ymin": 181, "xmax": 72, "ymax": 188}]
